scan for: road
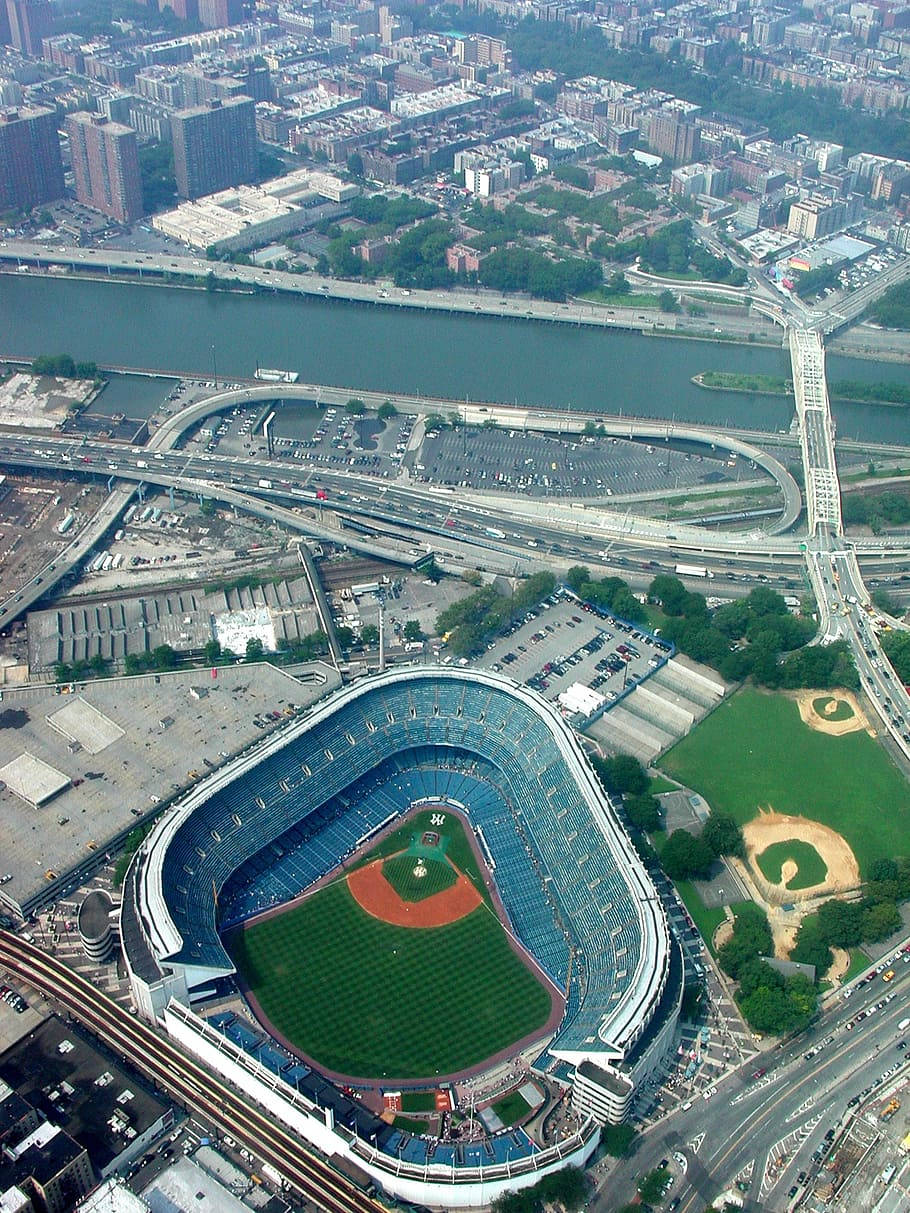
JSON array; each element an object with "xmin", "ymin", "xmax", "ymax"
[
  {"xmin": 789, "ymin": 326, "xmax": 910, "ymax": 762},
  {"xmin": 597, "ymin": 951, "xmax": 910, "ymax": 1212},
  {"xmin": 0, "ymin": 930, "xmax": 384, "ymax": 1213}
]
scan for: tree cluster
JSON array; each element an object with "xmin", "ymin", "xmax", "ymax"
[
  {"xmin": 793, "ymin": 261, "xmax": 843, "ymax": 300},
  {"xmin": 591, "ymin": 753, "xmax": 663, "ymax": 832},
  {"xmin": 718, "ymin": 904, "xmax": 817, "ymax": 1035},
  {"xmin": 605, "ymin": 219, "xmax": 746, "ymax": 285},
  {"xmin": 649, "ymin": 576, "xmax": 858, "ymax": 690},
  {"xmin": 490, "ymin": 1165, "xmax": 587, "ymax": 1213},
  {"xmin": 477, "ymin": 247, "xmax": 601, "ymax": 301},
  {"xmin": 527, "ymin": 184, "xmax": 620, "ymax": 233},
  {"xmin": 842, "ymin": 489, "xmax": 910, "ymax": 534},
  {"xmin": 325, "ymin": 217, "xmax": 455, "ymax": 289},
  {"xmin": 881, "ymin": 631, "xmax": 910, "ymax": 684},
  {"xmin": 565, "ymin": 565, "xmax": 645, "ymax": 623},
  {"xmin": 436, "ymin": 572, "xmax": 556, "ymax": 656},
  {"xmin": 32, "ymin": 353, "xmax": 99, "ymax": 379},
  {"xmin": 792, "ymin": 857, "xmax": 910, "ymax": 971},
  {"xmin": 660, "ymin": 813, "xmax": 744, "ymax": 880},
  {"xmin": 867, "ymin": 279, "xmax": 910, "ymax": 329},
  {"xmin": 138, "ymin": 141, "xmax": 177, "ymax": 214},
  {"xmin": 349, "ymin": 194, "xmax": 437, "ymax": 228}
]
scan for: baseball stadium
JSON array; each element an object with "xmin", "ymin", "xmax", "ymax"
[{"xmin": 122, "ymin": 668, "xmax": 680, "ymax": 1207}]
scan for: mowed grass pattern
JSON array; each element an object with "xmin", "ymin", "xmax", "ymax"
[
  {"xmin": 382, "ymin": 853, "xmax": 457, "ymax": 902},
  {"xmin": 756, "ymin": 840, "xmax": 828, "ymax": 890},
  {"xmin": 659, "ymin": 689, "xmax": 910, "ymax": 874},
  {"xmin": 229, "ymin": 879, "xmax": 553, "ymax": 1079}
]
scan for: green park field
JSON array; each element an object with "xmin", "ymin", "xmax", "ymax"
[
  {"xmin": 228, "ymin": 877, "xmax": 554, "ymax": 1079},
  {"xmin": 659, "ymin": 688, "xmax": 910, "ymax": 874}
]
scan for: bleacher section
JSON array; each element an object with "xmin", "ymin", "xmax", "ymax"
[{"xmin": 132, "ymin": 670, "xmax": 667, "ymax": 1076}]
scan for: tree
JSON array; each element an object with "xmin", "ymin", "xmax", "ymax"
[
  {"xmin": 335, "ymin": 626, "xmax": 355, "ymax": 649},
  {"xmin": 860, "ymin": 900, "xmax": 900, "ymax": 942},
  {"xmin": 624, "ymin": 792, "xmax": 662, "ymax": 832},
  {"xmin": 346, "ymin": 398, "xmax": 366, "ymax": 416},
  {"xmin": 600, "ymin": 1122, "xmax": 636, "ymax": 1156},
  {"xmin": 377, "ymin": 400, "xmax": 398, "ymax": 420},
  {"xmin": 661, "ymin": 829, "xmax": 715, "ymax": 880},
  {"xmin": 403, "ymin": 620, "xmax": 424, "ymax": 642},
  {"xmin": 816, "ymin": 898, "xmax": 863, "ymax": 948},
  {"xmin": 245, "ymin": 637, "xmax": 265, "ymax": 661},
  {"xmin": 791, "ymin": 919, "xmax": 833, "ymax": 977},
  {"xmin": 606, "ymin": 270, "xmax": 630, "ymax": 295},
  {"xmin": 593, "ymin": 754, "xmax": 648, "ymax": 796},
  {"xmin": 152, "ymin": 644, "xmax": 178, "ymax": 671},
  {"xmin": 361, "ymin": 624, "xmax": 380, "ymax": 646},
  {"xmin": 565, "ymin": 565, "xmax": 592, "ymax": 595},
  {"xmin": 638, "ymin": 1167, "xmax": 670, "ymax": 1205},
  {"xmin": 203, "ymin": 639, "xmax": 222, "ymax": 664},
  {"xmin": 659, "ymin": 288, "xmax": 681, "ymax": 313},
  {"xmin": 702, "ymin": 813, "xmax": 745, "ymax": 859}
]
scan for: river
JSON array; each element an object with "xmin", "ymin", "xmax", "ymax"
[{"xmin": 3, "ymin": 274, "xmax": 910, "ymax": 444}]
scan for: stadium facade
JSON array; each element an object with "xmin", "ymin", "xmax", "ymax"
[{"xmin": 122, "ymin": 668, "xmax": 681, "ymax": 1206}]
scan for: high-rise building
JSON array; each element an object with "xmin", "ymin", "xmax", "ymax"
[
  {"xmin": 171, "ymin": 95, "xmax": 256, "ymax": 199},
  {"xmin": 196, "ymin": 0, "xmax": 241, "ymax": 29},
  {"xmin": 5, "ymin": 0, "xmax": 53, "ymax": 56},
  {"xmin": 648, "ymin": 111, "xmax": 701, "ymax": 164},
  {"xmin": 0, "ymin": 104, "xmax": 64, "ymax": 210},
  {"xmin": 65, "ymin": 111, "xmax": 143, "ymax": 224}
]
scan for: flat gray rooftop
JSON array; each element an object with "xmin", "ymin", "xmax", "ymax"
[
  {"xmin": 0, "ymin": 752, "xmax": 70, "ymax": 807},
  {"xmin": 46, "ymin": 697, "xmax": 124, "ymax": 754},
  {"xmin": 0, "ymin": 662, "xmax": 339, "ymax": 915}
]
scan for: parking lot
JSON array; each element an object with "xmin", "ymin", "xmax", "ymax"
[
  {"xmin": 474, "ymin": 591, "xmax": 671, "ymax": 717},
  {"xmin": 413, "ymin": 427, "xmax": 758, "ymax": 499},
  {"xmin": 187, "ymin": 400, "xmax": 415, "ymax": 481}
]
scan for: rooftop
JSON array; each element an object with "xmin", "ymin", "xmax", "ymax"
[{"xmin": 0, "ymin": 662, "xmax": 339, "ymax": 915}]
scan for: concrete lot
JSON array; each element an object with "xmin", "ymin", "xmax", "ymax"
[{"xmin": 0, "ymin": 661, "xmax": 339, "ymax": 916}]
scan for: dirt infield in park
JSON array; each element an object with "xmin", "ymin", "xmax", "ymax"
[
  {"xmin": 742, "ymin": 808, "xmax": 861, "ymax": 904},
  {"xmin": 347, "ymin": 855, "xmax": 483, "ymax": 927},
  {"xmin": 796, "ymin": 689, "xmax": 870, "ymax": 737}
]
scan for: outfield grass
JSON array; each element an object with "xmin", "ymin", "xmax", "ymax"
[
  {"xmin": 490, "ymin": 1090, "xmax": 533, "ymax": 1126},
  {"xmin": 229, "ymin": 880, "xmax": 553, "ymax": 1079},
  {"xmin": 658, "ymin": 688, "xmax": 910, "ymax": 874},
  {"xmin": 382, "ymin": 853, "xmax": 456, "ymax": 902},
  {"xmin": 812, "ymin": 695, "xmax": 854, "ymax": 722},
  {"xmin": 756, "ymin": 840, "xmax": 828, "ymax": 890}
]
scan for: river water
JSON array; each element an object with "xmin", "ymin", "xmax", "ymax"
[{"xmin": 2, "ymin": 274, "xmax": 909, "ymax": 444}]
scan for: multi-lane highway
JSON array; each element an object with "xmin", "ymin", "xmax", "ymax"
[
  {"xmin": 0, "ymin": 930, "xmax": 385, "ymax": 1213},
  {"xmin": 596, "ymin": 951, "xmax": 910, "ymax": 1212},
  {"xmin": 789, "ymin": 326, "xmax": 910, "ymax": 760}
]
